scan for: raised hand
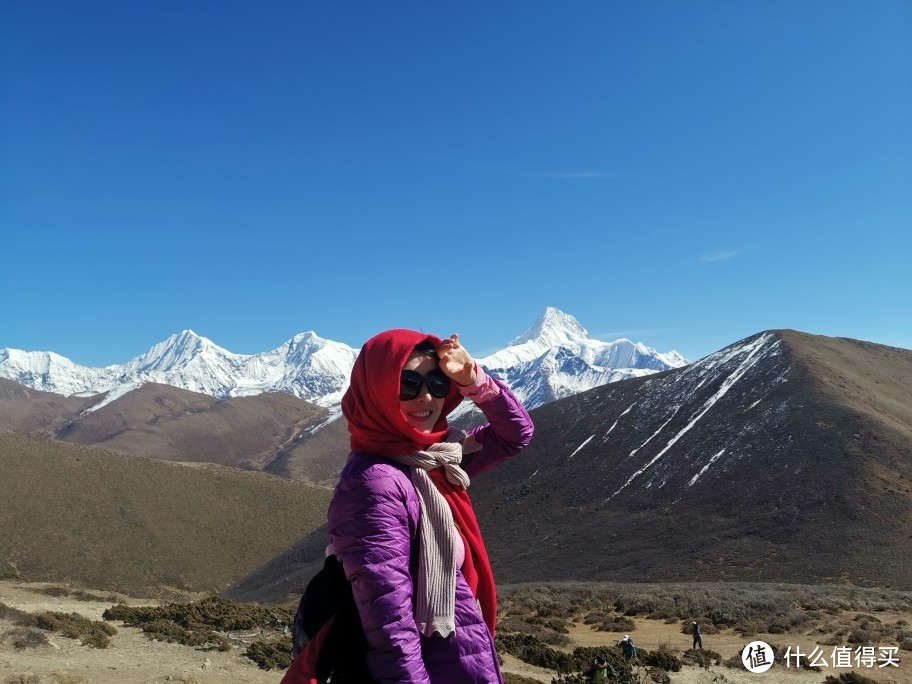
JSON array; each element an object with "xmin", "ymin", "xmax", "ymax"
[{"xmin": 437, "ymin": 333, "xmax": 476, "ymax": 386}]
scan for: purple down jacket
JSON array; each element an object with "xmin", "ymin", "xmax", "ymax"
[{"xmin": 327, "ymin": 376, "xmax": 533, "ymax": 683}]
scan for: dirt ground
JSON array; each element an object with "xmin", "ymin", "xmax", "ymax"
[{"xmin": 1, "ymin": 580, "xmax": 910, "ymax": 684}]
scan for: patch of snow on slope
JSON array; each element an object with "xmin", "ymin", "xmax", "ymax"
[
  {"xmin": 606, "ymin": 333, "xmax": 775, "ymax": 501},
  {"xmin": 568, "ymin": 435, "xmax": 595, "ymax": 459}
]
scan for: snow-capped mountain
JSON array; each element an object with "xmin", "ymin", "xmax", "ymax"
[
  {"xmin": 476, "ymin": 307, "xmax": 687, "ymax": 409},
  {"xmin": 0, "ymin": 330, "xmax": 358, "ymax": 407},
  {"xmin": 0, "ymin": 308, "xmax": 687, "ymax": 409}
]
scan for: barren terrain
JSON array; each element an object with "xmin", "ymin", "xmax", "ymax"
[{"xmin": 3, "ymin": 581, "xmax": 911, "ymax": 684}]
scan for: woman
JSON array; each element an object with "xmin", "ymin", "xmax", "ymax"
[{"xmin": 328, "ymin": 328, "xmax": 533, "ymax": 683}]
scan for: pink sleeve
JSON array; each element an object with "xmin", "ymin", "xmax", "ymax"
[{"xmin": 457, "ymin": 363, "xmax": 501, "ymax": 403}]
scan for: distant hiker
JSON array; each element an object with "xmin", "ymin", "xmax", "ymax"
[
  {"xmin": 590, "ymin": 654, "xmax": 614, "ymax": 683},
  {"xmin": 619, "ymin": 634, "xmax": 637, "ymax": 663},
  {"xmin": 282, "ymin": 330, "xmax": 533, "ymax": 683},
  {"xmin": 692, "ymin": 621, "xmax": 703, "ymax": 649}
]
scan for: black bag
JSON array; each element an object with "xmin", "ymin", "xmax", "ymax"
[{"xmin": 291, "ymin": 555, "xmax": 374, "ymax": 683}]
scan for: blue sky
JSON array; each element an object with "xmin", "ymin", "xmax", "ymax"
[{"xmin": 2, "ymin": 1, "xmax": 910, "ymax": 366}]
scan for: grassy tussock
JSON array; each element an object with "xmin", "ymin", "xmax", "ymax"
[
  {"xmin": 103, "ymin": 595, "xmax": 295, "ymax": 661},
  {"xmin": 33, "ymin": 585, "xmax": 125, "ymax": 603},
  {"xmin": 496, "ymin": 581, "xmax": 912, "ymax": 679},
  {"xmin": 0, "ymin": 601, "xmax": 116, "ymax": 648},
  {"xmin": 500, "ymin": 581, "xmax": 912, "ymax": 631}
]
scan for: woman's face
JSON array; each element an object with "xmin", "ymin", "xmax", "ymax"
[{"xmin": 399, "ymin": 351, "xmax": 445, "ymax": 433}]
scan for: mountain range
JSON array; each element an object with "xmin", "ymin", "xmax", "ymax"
[
  {"xmin": 0, "ymin": 307, "xmax": 687, "ymax": 412},
  {"xmin": 3, "ymin": 325, "xmax": 909, "ymax": 601},
  {"xmin": 225, "ymin": 329, "xmax": 912, "ymax": 603}
]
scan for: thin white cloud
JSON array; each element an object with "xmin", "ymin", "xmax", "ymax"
[{"xmin": 701, "ymin": 249, "xmax": 743, "ymax": 262}]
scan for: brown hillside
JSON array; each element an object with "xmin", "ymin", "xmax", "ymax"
[
  {"xmin": 264, "ymin": 414, "xmax": 351, "ymax": 486},
  {"xmin": 0, "ymin": 431, "xmax": 331, "ymax": 595},
  {"xmin": 0, "ymin": 378, "xmax": 100, "ymax": 434},
  {"xmin": 54, "ymin": 382, "xmax": 327, "ymax": 470},
  {"xmin": 781, "ymin": 329, "xmax": 912, "ymax": 434},
  {"xmin": 228, "ymin": 331, "xmax": 912, "ymax": 603},
  {"xmin": 468, "ymin": 330, "xmax": 912, "ymax": 588}
]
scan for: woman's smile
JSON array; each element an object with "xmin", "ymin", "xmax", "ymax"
[{"xmin": 400, "ymin": 353, "xmax": 445, "ymax": 432}]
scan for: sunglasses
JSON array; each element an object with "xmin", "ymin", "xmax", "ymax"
[{"xmin": 399, "ymin": 369, "xmax": 451, "ymax": 400}]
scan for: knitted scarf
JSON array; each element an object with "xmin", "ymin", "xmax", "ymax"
[{"xmin": 341, "ymin": 329, "xmax": 497, "ymax": 637}]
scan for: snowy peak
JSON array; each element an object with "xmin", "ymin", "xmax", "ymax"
[
  {"xmin": 0, "ymin": 309, "xmax": 687, "ymax": 411},
  {"xmin": 511, "ymin": 307, "xmax": 589, "ymax": 347},
  {"xmin": 132, "ymin": 330, "xmax": 227, "ymax": 372}
]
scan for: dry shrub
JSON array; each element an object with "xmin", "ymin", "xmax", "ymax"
[
  {"xmin": 681, "ymin": 648, "xmax": 721, "ymax": 668},
  {"xmin": 501, "ymin": 581, "xmax": 912, "ymax": 627},
  {"xmin": 36, "ymin": 585, "xmax": 69, "ymax": 597},
  {"xmin": 847, "ymin": 628, "xmax": 880, "ymax": 645},
  {"xmin": 722, "ymin": 654, "xmax": 743, "ymax": 669},
  {"xmin": 104, "ymin": 595, "xmax": 291, "ymax": 651},
  {"xmin": 641, "ymin": 648, "xmax": 682, "ymax": 672},
  {"xmin": 495, "ymin": 632, "xmax": 575, "ymax": 671},
  {"xmin": 822, "ymin": 673, "xmax": 879, "ymax": 684},
  {"xmin": 681, "ymin": 620, "xmax": 719, "ymax": 635},
  {"xmin": 646, "ymin": 667, "xmax": 670, "ymax": 684},
  {"xmin": 503, "ymin": 675, "xmax": 542, "ymax": 684},
  {"xmin": 245, "ymin": 637, "xmax": 292, "ymax": 670},
  {"xmin": 582, "ymin": 611, "xmax": 609, "ymax": 625},
  {"xmin": 34, "ymin": 586, "xmax": 125, "ymax": 604},
  {"xmin": 498, "ymin": 616, "xmax": 534, "ymax": 633},
  {"xmin": 497, "ymin": 616, "xmax": 570, "ymax": 646},
  {"xmin": 597, "ymin": 615, "xmax": 635, "ymax": 632},
  {"xmin": 818, "ymin": 634, "xmax": 843, "ymax": 646},
  {"xmin": 539, "ymin": 630, "xmax": 572, "ymax": 647},
  {"xmin": 525, "ymin": 616, "xmax": 570, "ymax": 634},
  {"xmin": 49, "ymin": 672, "xmax": 90, "ymax": 684},
  {"xmin": 0, "ymin": 603, "xmax": 31, "ymax": 623},
  {"xmin": 3, "ymin": 627, "xmax": 49, "ymax": 650},
  {"xmin": 34, "ymin": 611, "xmax": 116, "ymax": 648},
  {"xmin": 5, "ymin": 674, "xmax": 42, "ymax": 684}
]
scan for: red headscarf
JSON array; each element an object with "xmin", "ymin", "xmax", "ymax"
[
  {"xmin": 341, "ymin": 328, "xmax": 498, "ymax": 635},
  {"xmin": 342, "ymin": 329, "xmax": 463, "ymax": 455}
]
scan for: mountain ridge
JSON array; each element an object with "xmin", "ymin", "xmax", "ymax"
[
  {"xmin": 0, "ymin": 308, "xmax": 687, "ymax": 412},
  {"xmin": 225, "ymin": 329, "xmax": 912, "ymax": 603}
]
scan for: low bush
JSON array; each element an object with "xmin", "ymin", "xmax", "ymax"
[
  {"xmin": 103, "ymin": 595, "xmax": 291, "ymax": 651},
  {"xmin": 3, "ymin": 626, "xmax": 50, "ymax": 649},
  {"xmin": 596, "ymin": 616, "xmax": 635, "ymax": 632},
  {"xmin": 504, "ymin": 675, "xmax": 542, "ymax": 684},
  {"xmin": 645, "ymin": 667, "xmax": 670, "ymax": 684},
  {"xmin": 245, "ymin": 637, "xmax": 292, "ymax": 670},
  {"xmin": 1, "ymin": 605, "xmax": 117, "ymax": 649},
  {"xmin": 681, "ymin": 620, "xmax": 719, "ymax": 635},
  {"xmin": 495, "ymin": 633, "xmax": 576, "ymax": 671},
  {"xmin": 34, "ymin": 586, "xmax": 124, "ymax": 603},
  {"xmin": 847, "ymin": 628, "xmax": 880, "ymax": 645},
  {"xmin": 538, "ymin": 630, "xmax": 572, "ymax": 647},
  {"xmin": 823, "ymin": 673, "xmax": 879, "ymax": 684},
  {"xmin": 641, "ymin": 648, "xmax": 682, "ymax": 672},
  {"xmin": 681, "ymin": 648, "xmax": 721, "ymax": 668},
  {"xmin": 33, "ymin": 611, "xmax": 117, "ymax": 648},
  {"xmin": 525, "ymin": 616, "xmax": 570, "ymax": 634}
]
